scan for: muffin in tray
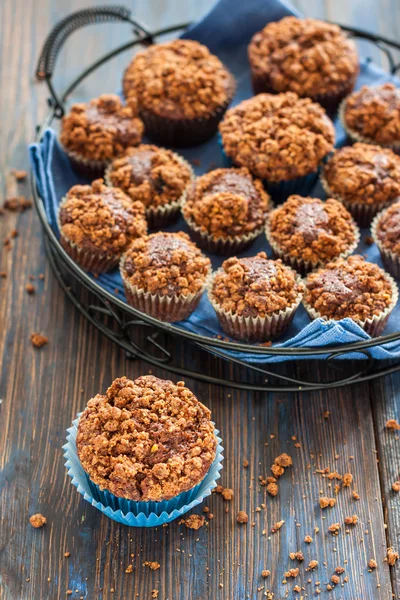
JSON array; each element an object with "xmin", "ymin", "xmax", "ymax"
[
  {"xmin": 120, "ymin": 231, "xmax": 211, "ymax": 322},
  {"xmin": 58, "ymin": 178, "xmax": 147, "ymax": 274},
  {"xmin": 60, "ymin": 94, "xmax": 144, "ymax": 177},
  {"xmin": 219, "ymin": 92, "xmax": 335, "ymax": 202},
  {"xmin": 105, "ymin": 144, "xmax": 193, "ymax": 229},
  {"xmin": 265, "ymin": 195, "xmax": 360, "ymax": 273},
  {"xmin": 303, "ymin": 255, "xmax": 398, "ymax": 336},
  {"xmin": 248, "ymin": 17, "xmax": 359, "ymax": 113},
  {"xmin": 321, "ymin": 143, "xmax": 400, "ymax": 226},
  {"xmin": 371, "ymin": 201, "xmax": 400, "ymax": 279},
  {"xmin": 182, "ymin": 167, "xmax": 271, "ymax": 255},
  {"xmin": 340, "ymin": 83, "xmax": 400, "ymax": 151},
  {"xmin": 208, "ymin": 252, "xmax": 304, "ymax": 342},
  {"xmin": 122, "ymin": 39, "xmax": 236, "ymax": 147}
]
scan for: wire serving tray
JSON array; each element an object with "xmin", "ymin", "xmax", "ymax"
[{"xmin": 32, "ymin": 5, "xmax": 400, "ymax": 391}]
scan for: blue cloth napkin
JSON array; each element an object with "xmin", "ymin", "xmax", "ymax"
[{"xmin": 30, "ymin": 0, "xmax": 400, "ymax": 363}]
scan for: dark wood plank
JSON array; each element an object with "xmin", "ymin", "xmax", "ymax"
[{"xmin": 0, "ymin": 1, "xmax": 399, "ymax": 599}]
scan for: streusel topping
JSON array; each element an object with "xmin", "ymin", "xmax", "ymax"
[
  {"xmin": 76, "ymin": 375, "xmax": 217, "ymax": 501},
  {"xmin": 219, "ymin": 92, "xmax": 335, "ymax": 181}
]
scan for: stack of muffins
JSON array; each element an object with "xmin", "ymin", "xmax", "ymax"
[{"xmin": 57, "ymin": 18, "xmax": 400, "ymax": 343}]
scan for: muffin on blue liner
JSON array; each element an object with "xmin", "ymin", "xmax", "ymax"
[
  {"xmin": 218, "ymin": 93, "xmax": 334, "ymax": 203},
  {"xmin": 63, "ymin": 376, "xmax": 223, "ymax": 527}
]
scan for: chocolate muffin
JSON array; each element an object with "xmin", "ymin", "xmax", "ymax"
[
  {"xmin": 209, "ymin": 252, "xmax": 303, "ymax": 342},
  {"xmin": 76, "ymin": 375, "xmax": 217, "ymax": 502},
  {"xmin": 219, "ymin": 92, "xmax": 335, "ymax": 201},
  {"xmin": 120, "ymin": 232, "xmax": 211, "ymax": 322},
  {"xmin": 371, "ymin": 201, "xmax": 400, "ymax": 278},
  {"xmin": 303, "ymin": 255, "xmax": 398, "ymax": 336},
  {"xmin": 265, "ymin": 195, "xmax": 360, "ymax": 273},
  {"xmin": 58, "ymin": 179, "xmax": 147, "ymax": 273},
  {"xmin": 340, "ymin": 84, "xmax": 400, "ymax": 150},
  {"xmin": 105, "ymin": 145, "xmax": 193, "ymax": 228},
  {"xmin": 321, "ymin": 143, "xmax": 400, "ymax": 226},
  {"xmin": 60, "ymin": 94, "xmax": 144, "ymax": 177},
  {"xmin": 182, "ymin": 168, "xmax": 271, "ymax": 255},
  {"xmin": 248, "ymin": 17, "xmax": 359, "ymax": 113},
  {"xmin": 122, "ymin": 39, "xmax": 236, "ymax": 147}
]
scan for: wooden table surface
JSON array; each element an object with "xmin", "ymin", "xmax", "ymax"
[{"xmin": 1, "ymin": 1, "xmax": 400, "ymax": 599}]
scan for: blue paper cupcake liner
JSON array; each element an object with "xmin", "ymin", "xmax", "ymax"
[
  {"xmin": 218, "ymin": 134, "xmax": 321, "ymax": 203},
  {"xmin": 63, "ymin": 415, "xmax": 224, "ymax": 527}
]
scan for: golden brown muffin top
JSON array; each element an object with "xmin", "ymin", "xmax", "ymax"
[
  {"xmin": 121, "ymin": 232, "xmax": 211, "ymax": 296},
  {"xmin": 107, "ymin": 145, "xmax": 193, "ymax": 209},
  {"xmin": 76, "ymin": 375, "xmax": 217, "ymax": 501},
  {"xmin": 323, "ymin": 143, "xmax": 400, "ymax": 206},
  {"xmin": 60, "ymin": 94, "xmax": 144, "ymax": 162},
  {"xmin": 59, "ymin": 179, "xmax": 147, "ymax": 254},
  {"xmin": 304, "ymin": 255, "xmax": 394, "ymax": 322},
  {"xmin": 183, "ymin": 168, "xmax": 271, "ymax": 238},
  {"xmin": 123, "ymin": 39, "xmax": 235, "ymax": 119},
  {"xmin": 343, "ymin": 84, "xmax": 400, "ymax": 145},
  {"xmin": 248, "ymin": 17, "xmax": 358, "ymax": 97},
  {"xmin": 210, "ymin": 252, "xmax": 303, "ymax": 317},
  {"xmin": 267, "ymin": 195, "xmax": 358, "ymax": 264},
  {"xmin": 219, "ymin": 92, "xmax": 335, "ymax": 181}
]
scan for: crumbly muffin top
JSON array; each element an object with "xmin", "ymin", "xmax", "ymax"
[
  {"xmin": 122, "ymin": 39, "xmax": 235, "ymax": 119},
  {"xmin": 76, "ymin": 375, "xmax": 217, "ymax": 501},
  {"xmin": 107, "ymin": 145, "xmax": 193, "ymax": 209},
  {"xmin": 182, "ymin": 168, "xmax": 271, "ymax": 238},
  {"xmin": 248, "ymin": 17, "xmax": 358, "ymax": 97},
  {"xmin": 121, "ymin": 232, "xmax": 211, "ymax": 296},
  {"xmin": 60, "ymin": 94, "xmax": 144, "ymax": 162},
  {"xmin": 375, "ymin": 201, "xmax": 400, "ymax": 255},
  {"xmin": 343, "ymin": 84, "xmax": 400, "ymax": 145},
  {"xmin": 267, "ymin": 195, "xmax": 358, "ymax": 264},
  {"xmin": 323, "ymin": 143, "xmax": 400, "ymax": 206},
  {"xmin": 210, "ymin": 252, "xmax": 303, "ymax": 317},
  {"xmin": 219, "ymin": 92, "xmax": 335, "ymax": 181},
  {"xmin": 304, "ymin": 255, "xmax": 394, "ymax": 322},
  {"xmin": 59, "ymin": 179, "xmax": 147, "ymax": 254}
]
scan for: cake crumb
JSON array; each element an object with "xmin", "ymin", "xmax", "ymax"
[
  {"xmin": 293, "ymin": 584, "xmax": 301, "ymax": 593},
  {"xmin": 151, "ymin": 591, "xmax": 159, "ymax": 599},
  {"xmin": 284, "ymin": 568, "xmax": 299, "ymax": 578},
  {"xmin": 29, "ymin": 513, "xmax": 46, "ymax": 528},
  {"xmin": 274, "ymin": 453, "xmax": 292, "ymax": 468},
  {"xmin": 304, "ymin": 535, "xmax": 313, "ymax": 543},
  {"xmin": 307, "ymin": 560, "xmax": 318, "ymax": 571},
  {"xmin": 331, "ymin": 575, "xmax": 340, "ymax": 585},
  {"xmin": 386, "ymin": 548, "xmax": 399, "ymax": 566},
  {"xmin": 266, "ymin": 482, "xmax": 278, "ymax": 497},
  {"xmin": 30, "ymin": 333, "xmax": 48, "ymax": 348},
  {"xmin": 364, "ymin": 235, "xmax": 374, "ymax": 246},
  {"xmin": 261, "ymin": 570, "xmax": 270, "ymax": 578},
  {"xmin": 335, "ymin": 566, "xmax": 345, "ymax": 574},
  {"xmin": 236, "ymin": 511, "xmax": 248, "ymax": 524},
  {"xmin": 342, "ymin": 473, "xmax": 353, "ymax": 487},
  {"xmin": 125, "ymin": 564, "xmax": 133, "ymax": 574},
  {"xmin": 352, "ymin": 490, "xmax": 360, "ymax": 500},
  {"xmin": 26, "ymin": 283, "xmax": 36, "ymax": 294},
  {"xmin": 64, "ymin": 552, "xmax": 70, "ymax": 558},
  {"xmin": 179, "ymin": 515, "xmax": 205, "ymax": 530},
  {"xmin": 289, "ymin": 551, "xmax": 304, "ymax": 562},
  {"xmin": 12, "ymin": 169, "xmax": 28, "ymax": 181},
  {"xmin": 143, "ymin": 561, "xmax": 160, "ymax": 571},
  {"xmin": 243, "ymin": 460, "xmax": 249, "ymax": 468},
  {"xmin": 392, "ymin": 481, "xmax": 400, "ymax": 493},
  {"xmin": 221, "ymin": 488, "xmax": 234, "ymax": 501},
  {"xmin": 368, "ymin": 559, "xmax": 377, "ymax": 570},
  {"xmin": 328, "ymin": 523, "xmax": 340, "ymax": 535},
  {"xmin": 344, "ymin": 515, "xmax": 358, "ymax": 525},
  {"xmin": 4, "ymin": 196, "xmax": 32, "ymax": 212},
  {"xmin": 271, "ymin": 519, "xmax": 284, "ymax": 533},
  {"xmin": 319, "ymin": 496, "xmax": 336, "ymax": 509},
  {"xmin": 386, "ymin": 419, "xmax": 400, "ymax": 430}
]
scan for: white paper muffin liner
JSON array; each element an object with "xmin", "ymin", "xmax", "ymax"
[
  {"xmin": 339, "ymin": 98, "xmax": 400, "ymax": 154},
  {"xmin": 207, "ymin": 268, "xmax": 304, "ymax": 342},
  {"xmin": 120, "ymin": 254, "xmax": 211, "ymax": 322},
  {"xmin": 265, "ymin": 217, "xmax": 361, "ymax": 274},
  {"xmin": 320, "ymin": 172, "xmax": 393, "ymax": 227},
  {"xmin": 302, "ymin": 270, "xmax": 399, "ymax": 337},
  {"xmin": 104, "ymin": 153, "xmax": 194, "ymax": 229},
  {"xmin": 371, "ymin": 208, "xmax": 400, "ymax": 279},
  {"xmin": 64, "ymin": 414, "xmax": 224, "ymax": 527}
]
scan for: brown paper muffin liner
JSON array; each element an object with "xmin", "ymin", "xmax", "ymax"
[
  {"xmin": 371, "ymin": 210, "xmax": 400, "ymax": 279},
  {"xmin": 139, "ymin": 81, "xmax": 236, "ymax": 148},
  {"xmin": 302, "ymin": 271, "xmax": 399, "ymax": 337},
  {"xmin": 182, "ymin": 212, "xmax": 266, "ymax": 256},
  {"xmin": 104, "ymin": 155, "xmax": 194, "ymax": 229},
  {"xmin": 208, "ymin": 268, "xmax": 303, "ymax": 342},
  {"xmin": 120, "ymin": 255, "xmax": 211, "ymax": 323},
  {"xmin": 57, "ymin": 200, "xmax": 119, "ymax": 273},
  {"xmin": 338, "ymin": 99, "xmax": 400, "ymax": 154},
  {"xmin": 250, "ymin": 71, "xmax": 357, "ymax": 115},
  {"xmin": 265, "ymin": 219, "xmax": 360, "ymax": 275},
  {"xmin": 320, "ymin": 173, "xmax": 393, "ymax": 228},
  {"xmin": 60, "ymin": 143, "xmax": 109, "ymax": 179}
]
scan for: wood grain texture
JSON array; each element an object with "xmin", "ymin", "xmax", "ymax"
[{"xmin": 0, "ymin": 1, "xmax": 399, "ymax": 599}]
